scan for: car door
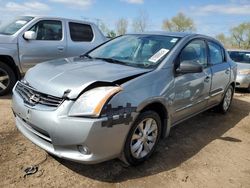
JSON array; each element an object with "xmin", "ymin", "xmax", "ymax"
[
  {"xmin": 18, "ymin": 19, "xmax": 67, "ymax": 72},
  {"xmin": 172, "ymin": 39, "xmax": 212, "ymax": 123},
  {"xmin": 66, "ymin": 22, "xmax": 96, "ymax": 57},
  {"xmin": 207, "ymin": 41, "xmax": 230, "ymax": 105}
]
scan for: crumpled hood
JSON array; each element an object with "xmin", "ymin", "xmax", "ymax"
[{"xmin": 24, "ymin": 57, "xmax": 150, "ymax": 98}]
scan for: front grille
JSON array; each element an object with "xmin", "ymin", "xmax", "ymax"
[{"xmin": 15, "ymin": 81, "xmax": 64, "ymax": 108}]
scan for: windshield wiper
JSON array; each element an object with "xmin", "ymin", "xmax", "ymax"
[
  {"xmin": 79, "ymin": 54, "xmax": 93, "ymax": 59},
  {"xmin": 79, "ymin": 55, "xmax": 126, "ymax": 65},
  {"xmin": 95, "ymin": 57, "xmax": 127, "ymax": 65}
]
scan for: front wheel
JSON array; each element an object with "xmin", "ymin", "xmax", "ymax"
[
  {"xmin": 217, "ymin": 85, "xmax": 234, "ymax": 113},
  {"xmin": 0, "ymin": 62, "xmax": 16, "ymax": 96},
  {"xmin": 124, "ymin": 111, "xmax": 161, "ymax": 165},
  {"xmin": 247, "ymin": 84, "xmax": 250, "ymax": 93}
]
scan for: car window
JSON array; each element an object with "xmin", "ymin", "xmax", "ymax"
[
  {"xmin": 208, "ymin": 42, "xmax": 224, "ymax": 65},
  {"xmin": 228, "ymin": 51, "xmax": 250, "ymax": 64},
  {"xmin": 180, "ymin": 40, "xmax": 207, "ymax": 67},
  {"xmin": 69, "ymin": 22, "xmax": 93, "ymax": 42},
  {"xmin": 29, "ymin": 20, "xmax": 62, "ymax": 41}
]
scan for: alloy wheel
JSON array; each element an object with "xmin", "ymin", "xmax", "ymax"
[
  {"xmin": 0, "ymin": 68, "xmax": 10, "ymax": 92},
  {"xmin": 130, "ymin": 118, "xmax": 158, "ymax": 159},
  {"xmin": 223, "ymin": 88, "xmax": 232, "ymax": 111}
]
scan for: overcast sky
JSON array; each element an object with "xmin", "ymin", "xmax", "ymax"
[{"xmin": 0, "ymin": 0, "xmax": 249, "ymax": 36}]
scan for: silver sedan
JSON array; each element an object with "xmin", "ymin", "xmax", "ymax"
[
  {"xmin": 12, "ymin": 33, "xmax": 236, "ymax": 165},
  {"xmin": 228, "ymin": 50, "xmax": 250, "ymax": 92}
]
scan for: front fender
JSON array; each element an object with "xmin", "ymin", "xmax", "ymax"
[{"xmin": 0, "ymin": 43, "xmax": 21, "ymax": 72}]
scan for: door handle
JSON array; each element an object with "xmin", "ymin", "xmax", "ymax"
[
  {"xmin": 57, "ymin": 46, "xmax": 64, "ymax": 52},
  {"xmin": 204, "ymin": 75, "xmax": 210, "ymax": 82},
  {"xmin": 225, "ymin": 69, "xmax": 230, "ymax": 74}
]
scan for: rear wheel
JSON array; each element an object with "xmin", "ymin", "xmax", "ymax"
[
  {"xmin": 124, "ymin": 111, "xmax": 161, "ymax": 165},
  {"xmin": 0, "ymin": 62, "xmax": 16, "ymax": 96},
  {"xmin": 217, "ymin": 85, "xmax": 234, "ymax": 113}
]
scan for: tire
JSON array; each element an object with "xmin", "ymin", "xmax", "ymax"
[
  {"xmin": 124, "ymin": 110, "xmax": 161, "ymax": 165},
  {"xmin": 247, "ymin": 85, "xmax": 250, "ymax": 93},
  {"xmin": 217, "ymin": 85, "xmax": 234, "ymax": 113},
  {"xmin": 0, "ymin": 62, "xmax": 16, "ymax": 96}
]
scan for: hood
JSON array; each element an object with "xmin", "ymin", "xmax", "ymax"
[
  {"xmin": 24, "ymin": 57, "xmax": 151, "ymax": 98},
  {"xmin": 0, "ymin": 34, "xmax": 16, "ymax": 44},
  {"xmin": 236, "ymin": 62, "xmax": 250, "ymax": 71}
]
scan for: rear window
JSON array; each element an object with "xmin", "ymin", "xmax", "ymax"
[{"xmin": 69, "ymin": 22, "xmax": 93, "ymax": 42}]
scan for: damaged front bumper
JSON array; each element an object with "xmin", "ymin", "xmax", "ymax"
[{"xmin": 12, "ymin": 89, "xmax": 135, "ymax": 164}]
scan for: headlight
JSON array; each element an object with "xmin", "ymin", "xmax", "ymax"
[
  {"xmin": 238, "ymin": 69, "xmax": 250, "ymax": 75},
  {"xmin": 68, "ymin": 86, "xmax": 122, "ymax": 117}
]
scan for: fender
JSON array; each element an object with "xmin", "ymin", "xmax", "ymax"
[
  {"xmin": 0, "ymin": 44, "xmax": 23, "ymax": 74},
  {"xmin": 137, "ymin": 97, "xmax": 171, "ymax": 138}
]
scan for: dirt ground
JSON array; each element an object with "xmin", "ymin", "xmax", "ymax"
[{"xmin": 0, "ymin": 91, "xmax": 250, "ymax": 188}]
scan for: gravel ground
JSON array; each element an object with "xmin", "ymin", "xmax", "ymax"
[{"xmin": 0, "ymin": 91, "xmax": 250, "ymax": 188}]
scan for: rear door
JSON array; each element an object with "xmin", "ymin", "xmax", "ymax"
[
  {"xmin": 172, "ymin": 39, "xmax": 212, "ymax": 123},
  {"xmin": 207, "ymin": 41, "xmax": 230, "ymax": 105},
  {"xmin": 18, "ymin": 19, "xmax": 66, "ymax": 72},
  {"xmin": 66, "ymin": 22, "xmax": 96, "ymax": 57}
]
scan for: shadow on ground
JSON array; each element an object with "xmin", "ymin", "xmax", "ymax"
[
  {"xmin": 235, "ymin": 88, "xmax": 249, "ymax": 94},
  {"xmin": 55, "ymin": 97, "xmax": 250, "ymax": 183},
  {"xmin": 0, "ymin": 94, "xmax": 12, "ymax": 100}
]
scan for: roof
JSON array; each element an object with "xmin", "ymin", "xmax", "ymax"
[
  {"xmin": 128, "ymin": 31, "xmax": 193, "ymax": 37},
  {"xmin": 126, "ymin": 31, "xmax": 220, "ymax": 40},
  {"xmin": 22, "ymin": 15, "xmax": 94, "ymax": 25},
  {"xmin": 227, "ymin": 49, "xmax": 250, "ymax": 52}
]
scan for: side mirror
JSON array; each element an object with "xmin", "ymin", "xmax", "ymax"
[
  {"xmin": 176, "ymin": 60, "xmax": 203, "ymax": 74},
  {"xmin": 23, "ymin": 31, "xmax": 36, "ymax": 40}
]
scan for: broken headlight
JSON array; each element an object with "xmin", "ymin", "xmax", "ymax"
[{"xmin": 68, "ymin": 86, "xmax": 122, "ymax": 117}]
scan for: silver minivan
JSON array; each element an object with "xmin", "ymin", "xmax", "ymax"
[{"xmin": 12, "ymin": 32, "xmax": 237, "ymax": 165}]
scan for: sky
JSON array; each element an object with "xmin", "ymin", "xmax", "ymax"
[{"xmin": 0, "ymin": 0, "xmax": 249, "ymax": 36}]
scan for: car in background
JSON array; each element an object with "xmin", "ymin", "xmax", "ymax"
[
  {"xmin": 12, "ymin": 32, "xmax": 237, "ymax": 165},
  {"xmin": 228, "ymin": 50, "xmax": 250, "ymax": 92},
  {"xmin": 0, "ymin": 16, "xmax": 107, "ymax": 95}
]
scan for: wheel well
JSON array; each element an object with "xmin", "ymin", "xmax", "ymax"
[
  {"xmin": 0, "ymin": 55, "xmax": 21, "ymax": 80},
  {"xmin": 230, "ymin": 82, "xmax": 235, "ymax": 89},
  {"xmin": 141, "ymin": 102, "xmax": 168, "ymax": 138}
]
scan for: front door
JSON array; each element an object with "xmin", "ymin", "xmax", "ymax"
[
  {"xmin": 18, "ymin": 19, "xmax": 66, "ymax": 72},
  {"xmin": 172, "ymin": 39, "xmax": 212, "ymax": 123}
]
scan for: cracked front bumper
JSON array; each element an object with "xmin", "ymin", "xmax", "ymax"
[{"xmin": 12, "ymin": 89, "xmax": 132, "ymax": 164}]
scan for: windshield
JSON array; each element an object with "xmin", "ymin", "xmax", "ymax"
[
  {"xmin": 0, "ymin": 16, "xmax": 34, "ymax": 35},
  {"xmin": 88, "ymin": 35, "xmax": 180, "ymax": 68},
  {"xmin": 228, "ymin": 51, "xmax": 250, "ymax": 64}
]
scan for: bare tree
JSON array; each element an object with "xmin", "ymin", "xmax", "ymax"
[
  {"xmin": 99, "ymin": 21, "xmax": 110, "ymax": 36},
  {"xmin": 230, "ymin": 22, "xmax": 250, "ymax": 49},
  {"xmin": 116, "ymin": 18, "xmax": 128, "ymax": 35},
  {"xmin": 107, "ymin": 30, "xmax": 117, "ymax": 38},
  {"xmin": 132, "ymin": 10, "xmax": 149, "ymax": 32},
  {"xmin": 162, "ymin": 12, "xmax": 196, "ymax": 32},
  {"xmin": 215, "ymin": 33, "xmax": 230, "ymax": 48}
]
